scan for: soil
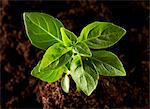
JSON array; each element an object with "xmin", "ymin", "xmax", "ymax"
[{"xmin": 1, "ymin": 0, "xmax": 149, "ymax": 109}]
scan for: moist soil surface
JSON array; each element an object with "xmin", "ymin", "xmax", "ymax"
[{"xmin": 1, "ymin": 0, "xmax": 149, "ymax": 109}]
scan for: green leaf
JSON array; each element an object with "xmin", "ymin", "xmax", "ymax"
[
  {"xmin": 23, "ymin": 12, "xmax": 64, "ymax": 50},
  {"xmin": 39, "ymin": 43, "xmax": 70, "ymax": 70},
  {"xmin": 60, "ymin": 27, "xmax": 77, "ymax": 47},
  {"xmin": 54, "ymin": 51, "xmax": 73, "ymax": 69},
  {"xmin": 70, "ymin": 55, "xmax": 99, "ymax": 96},
  {"xmin": 78, "ymin": 21, "xmax": 126, "ymax": 49},
  {"xmin": 61, "ymin": 75, "xmax": 70, "ymax": 93},
  {"xmin": 46, "ymin": 51, "xmax": 73, "ymax": 70},
  {"xmin": 74, "ymin": 42, "xmax": 92, "ymax": 57},
  {"xmin": 91, "ymin": 50, "xmax": 126, "ymax": 76},
  {"xmin": 31, "ymin": 61, "xmax": 64, "ymax": 83}
]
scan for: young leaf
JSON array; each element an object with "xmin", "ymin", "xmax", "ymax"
[
  {"xmin": 54, "ymin": 51, "xmax": 73, "ymax": 69},
  {"xmin": 70, "ymin": 55, "xmax": 99, "ymax": 96},
  {"xmin": 91, "ymin": 50, "xmax": 126, "ymax": 76},
  {"xmin": 74, "ymin": 42, "xmax": 92, "ymax": 57},
  {"xmin": 23, "ymin": 12, "xmax": 64, "ymax": 50},
  {"xmin": 61, "ymin": 75, "xmax": 70, "ymax": 93},
  {"xmin": 31, "ymin": 61, "xmax": 64, "ymax": 82},
  {"xmin": 45, "ymin": 51, "xmax": 73, "ymax": 70},
  {"xmin": 78, "ymin": 21, "xmax": 126, "ymax": 49},
  {"xmin": 39, "ymin": 43, "xmax": 70, "ymax": 70},
  {"xmin": 60, "ymin": 27, "xmax": 77, "ymax": 47}
]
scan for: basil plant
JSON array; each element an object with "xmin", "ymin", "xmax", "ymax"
[{"xmin": 23, "ymin": 12, "xmax": 126, "ymax": 96}]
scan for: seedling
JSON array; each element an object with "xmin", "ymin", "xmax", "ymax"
[{"xmin": 23, "ymin": 12, "xmax": 126, "ymax": 96}]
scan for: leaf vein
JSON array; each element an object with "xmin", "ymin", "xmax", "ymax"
[{"xmin": 26, "ymin": 15, "xmax": 62, "ymax": 42}]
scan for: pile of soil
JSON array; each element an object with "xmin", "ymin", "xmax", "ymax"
[{"xmin": 1, "ymin": 0, "xmax": 149, "ymax": 108}]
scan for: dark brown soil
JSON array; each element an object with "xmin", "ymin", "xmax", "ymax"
[{"xmin": 1, "ymin": 0, "xmax": 149, "ymax": 109}]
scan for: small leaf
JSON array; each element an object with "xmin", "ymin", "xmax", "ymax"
[
  {"xmin": 45, "ymin": 51, "xmax": 73, "ymax": 70},
  {"xmin": 54, "ymin": 51, "xmax": 73, "ymax": 69},
  {"xmin": 70, "ymin": 55, "xmax": 99, "ymax": 96},
  {"xmin": 39, "ymin": 43, "xmax": 70, "ymax": 70},
  {"xmin": 61, "ymin": 75, "xmax": 70, "ymax": 93},
  {"xmin": 60, "ymin": 27, "xmax": 77, "ymax": 47},
  {"xmin": 31, "ymin": 61, "xmax": 64, "ymax": 82},
  {"xmin": 45, "ymin": 59, "xmax": 59, "ymax": 70},
  {"xmin": 91, "ymin": 50, "xmax": 126, "ymax": 76},
  {"xmin": 74, "ymin": 42, "xmax": 92, "ymax": 57},
  {"xmin": 23, "ymin": 12, "xmax": 64, "ymax": 50},
  {"xmin": 78, "ymin": 21, "xmax": 126, "ymax": 49}
]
